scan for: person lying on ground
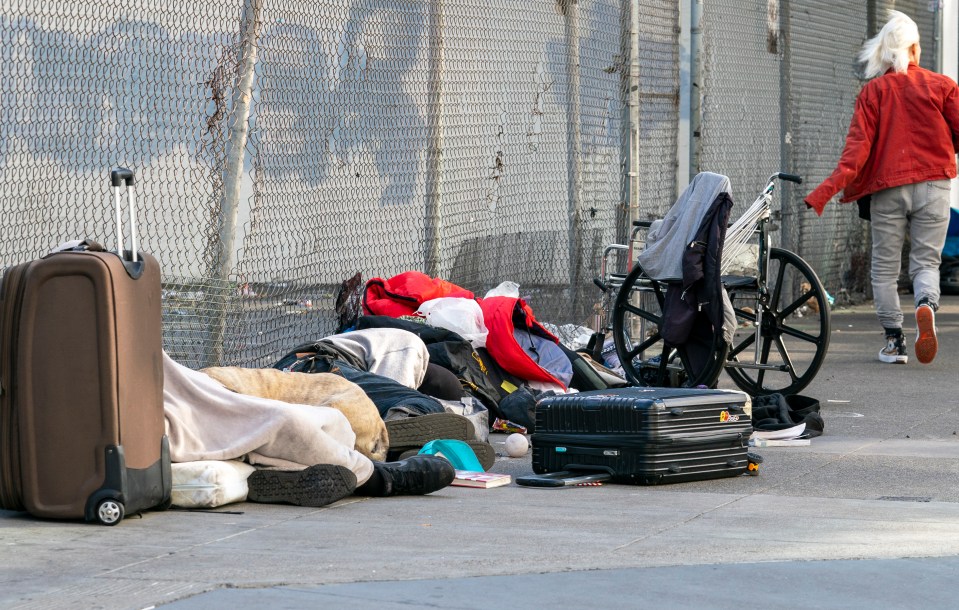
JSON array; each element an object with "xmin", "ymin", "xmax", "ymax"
[
  {"xmin": 163, "ymin": 351, "xmax": 455, "ymax": 507},
  {"xmin": 271, "ymin": 326, "xmax": 495, "ymax": 466}
]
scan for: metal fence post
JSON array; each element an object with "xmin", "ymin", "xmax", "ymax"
[
  {"xmin": 627, "ymin": 0, "xmax": 640, "ymax": 229},
  {"xmin": 779, "ymin": 0, "xmax": 795, "ymax": 259},
  {"xmin": 689, "ymin": 0, "xmax": 703, "ymax": 178},
  {"xmin": 209, "ymin": 0, "xmax": 263, "ymax": 366},
  {"xmin": 424, "ymin": 1, "xmax": 445, "ymax": 278},
  {"xmin": 620, "ymin": 0, "xmax": 642, "ymax": 342},
  {"xmin": 677, "ymin": 0, "xmax": 692, "ymax": 193},
  {"xmin": 564, "ymin": 0, "xmax": 584, "ymax": 315},
  {"xmin": 940, "ymin": 0, "xmax": 959, "ymax": 213}
]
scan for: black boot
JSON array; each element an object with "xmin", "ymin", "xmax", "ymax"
[{"xmin": 356, "ymin": 455, "xmax": 455, "ymax": 497}]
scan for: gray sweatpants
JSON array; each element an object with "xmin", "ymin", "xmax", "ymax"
[{"xmin": 870, "ymin": 180, "xmax": 951, "ymax": 330}]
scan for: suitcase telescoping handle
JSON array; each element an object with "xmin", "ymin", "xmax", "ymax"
[{"xmin": 110, "ymin": 167, "xmax": 137, "ymax": 263}]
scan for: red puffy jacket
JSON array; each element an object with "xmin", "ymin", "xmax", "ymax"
[
  {"xmin": 363, "ymin": 271, "xmax": 474, "ymax": 318},
  {"xmin": 479, "ymin": 296, "xmax": 567, "ymax": 389}
]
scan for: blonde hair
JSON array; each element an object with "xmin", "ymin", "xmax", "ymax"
[{"xmin": 858, "ymin": 10, "xmax": 920, "ymax": 79}]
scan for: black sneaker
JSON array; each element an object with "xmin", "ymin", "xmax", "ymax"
[
  {"xmin": 375, "ymin": 455, "xmax": 455, "ymax": 496},
  {"xmin": 247, "ymin": 464, "xmax": 357, "ymax": 507},
  {"xmin": 878, "ymin": 333, "xmax": 907, "ymax": 364}
]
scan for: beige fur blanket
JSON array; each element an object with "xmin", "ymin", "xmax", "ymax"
[
  {"xmin": 200, "ymin": 367, "xmax": 389, "ymax": 461},
  {"xmin": 162, "ymin": 352, "xmax": 373, "ymax": 484}
]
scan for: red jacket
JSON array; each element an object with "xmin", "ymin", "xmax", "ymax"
[
  {"xmin": 363, "ymin": 271, "xmax": 474, "ymax": 318},
  {"xmin": 805, "ymin": 64, "xmax": 959, "ymax": 216},
  {"xmin": 478, "ymin": 296, "xmax": 567, "ymax": 389}
]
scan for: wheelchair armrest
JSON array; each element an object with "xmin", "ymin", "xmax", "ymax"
[
  {"xmin": 603, "ymin": 244, "xmax": 629, "ymax": 257},
  {"xmin": 721, "ymin": 275, "xmax": 759, "ymax": 290}
]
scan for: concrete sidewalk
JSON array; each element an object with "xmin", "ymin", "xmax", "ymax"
[{"xmin": 2, "ymin": 297, "xmax": 957, "ymax": 609}]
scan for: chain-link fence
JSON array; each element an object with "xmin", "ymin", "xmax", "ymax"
[
  {"xmin": 1, "ymin": 0, "xmax": 633, "ymax": 367},
  {"xmin": 0, "ymin": 1, "xmax": 950, "ymax": 368},
  {"xmin": 633, "ymin": 1, "xmax": 680, "ymax": 222},
  {"xmin": 699, "ymin": 0, "xmax": 784, "ymax": 217}
]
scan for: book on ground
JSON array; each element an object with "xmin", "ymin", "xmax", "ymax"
[
  {"xmin": 750, "ymin": 422, "xmax": 806, "ymax": 441},
  {"xmin": 749, "ymin": 438, "xmax": 811, "ymax": 447},
  {"xmin": 452, "ymin": 470, "xmax": 512, "ymax": 489}
]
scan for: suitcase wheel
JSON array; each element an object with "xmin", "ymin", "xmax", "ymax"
[{"xmin": 96, "ymin": 499, "xmax": 125, "ymax": 526}]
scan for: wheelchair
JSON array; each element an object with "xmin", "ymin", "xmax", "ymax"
[{"xmin": 593, "ymin": 173, "xmax": 831, "ymax": 396}]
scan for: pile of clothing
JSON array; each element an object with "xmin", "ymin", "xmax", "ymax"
[{"xmin": 164, "ymin": 270, "xmax": 625, "ymax": 510}]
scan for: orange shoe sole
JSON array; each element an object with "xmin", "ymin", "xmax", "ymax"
[{"xmin": 914, "ymin": 306, "xmax": 938, "ymax": 364}]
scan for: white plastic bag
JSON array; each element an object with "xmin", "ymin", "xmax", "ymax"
[
  {"xmin": 415, "ymin": 297, "xmax": 488, "ymax": 348},
  {"xmin": 484, "ymin": 281, "xmax": 520, "ymax": 298}
]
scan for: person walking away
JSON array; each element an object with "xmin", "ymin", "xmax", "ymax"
[{"xmin": 804, "ymin": 10, "xmax": 959, "ymax": 365}]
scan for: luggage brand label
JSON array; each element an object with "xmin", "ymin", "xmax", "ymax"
[{"xmin": 720, "ymin": 411, "xmax": 739, "ymax": 423}]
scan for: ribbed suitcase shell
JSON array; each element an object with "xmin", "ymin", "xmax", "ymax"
[
  {"xmin": 532, "ymin": 387, "xmax": 752, "ymax": 484},
  {"xmin": 0, "ymin": 250, "xmax": 171, "ymax": 522}
]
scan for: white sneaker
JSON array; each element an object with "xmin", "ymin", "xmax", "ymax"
[{"xmin": 878, "ymin": 334, "xmax": 908, "ymax": 364}]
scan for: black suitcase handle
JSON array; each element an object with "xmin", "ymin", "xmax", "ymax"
[{"xmin": 110, "ymin": 167, "xmax": 134, "ymax": 187}]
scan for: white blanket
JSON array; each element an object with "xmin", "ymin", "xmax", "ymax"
[
  {"xmin": 162, "ymin": 352, "xmax": 373, "ymax": 484},
  {"xmin": 322, "ymin": 327, "xmax": 429, "ymax": 389}
]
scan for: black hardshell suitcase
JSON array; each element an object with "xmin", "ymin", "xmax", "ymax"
[
  {"xmin": 531, "ymin": 387, "xmax": 752, "ymax": 484},
  {"xmin": 0, "ymin": 168, "xmax": 171, "ymax": 524}
]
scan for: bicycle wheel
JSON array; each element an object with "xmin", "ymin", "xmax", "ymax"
[
  {"xmin": 611, "ymin": 262, "xmax": 727, "ymax": 388},
  {"xmin": 725, "ymin": 248, "xmax": 831, "ymax": 395}
]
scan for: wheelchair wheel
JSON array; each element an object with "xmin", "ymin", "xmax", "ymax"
[
  {"xmin": 611, "ymin": 262, "xmax": 728, "ymax": 388},
  {"xmin": 725, "ymin": 248, "xmax": 831, "ymax": 396}
]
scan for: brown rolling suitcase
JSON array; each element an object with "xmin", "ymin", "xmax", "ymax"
[{"xmin": 0, "ymin": 167, "xmax": 171, "ymax": 524}]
